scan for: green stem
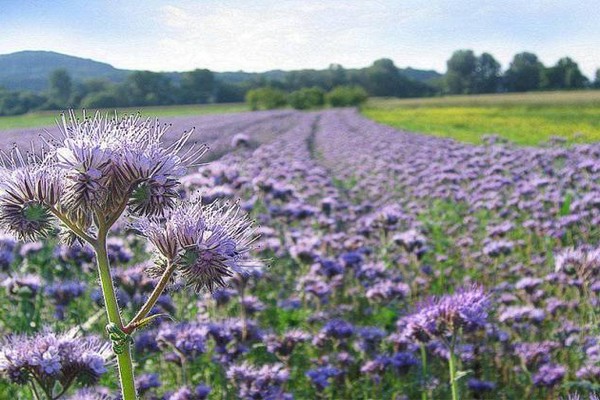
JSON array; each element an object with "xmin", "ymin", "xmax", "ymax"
[
  {"xmin": 124, "ymin": 261, "xmax": 176, "ymax": 334},
  {"xmin": 94, "ymin": 233, "xmax": 137, "ymax": 400},
  {"xmin": 420, "ymin": 344, "xmax": 428, "ymax": 400},
  {"xmin": 448, "ymin": 337, "xmax": 459, "ymax": 400}
]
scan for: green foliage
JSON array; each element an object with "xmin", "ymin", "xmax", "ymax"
[
  {"xmin": 326, "ymin": 85, "xmax": 368, "ymax": 107},
  {"xmin": 505, "ymin": 52, "xmax": 544, "ymax": 92},
  {"xmin": 245, "ymin": 87, "xmax": 287, "ymax": 110},
  {"xmin": 288, "ymin": 87, "xmax": 325, "ymax": 110},
  {"xmin": 445, "ymin": 50, "xmax": 477, "ymax": 94},
  {"xmin": 80, "ymin": 89, "xmax": 124, "ymax": 108},
  {"xmin": 48, "ymin": 69, "xmax": 73, "ymax": 107},
  {"xmin": 179, "ymin": 69, "xmax": 215, "ymax": 104},
  {"xmin": 125, "ymin": 71, "xmax": 174, "ymax": 106},
  {"xmin": 541, "ymin": 57, "xmax": 588, "ymax": 90},
  {"xmin": 446, "ymin": 50, "xmax": 501, "ymax": 94}
]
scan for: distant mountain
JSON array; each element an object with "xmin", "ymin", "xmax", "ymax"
[
  {"xmin": 0, "ymin": 50, "xmax": 442, "ymax": 93},
  {"xmin": 0, "ymin": 51, "xmax": 131, "ymax": 92}
]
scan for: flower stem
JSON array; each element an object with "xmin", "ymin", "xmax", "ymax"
[
  {"xmin": 124, "ymin": 261, "xmax": 176, "ymax": 334},
  {"xmin": 94, "ymin": 233, "xmax": 137, "ymax": 400},
  {"xmin": 420, "ymin": 344, "xmax": 428, "ymax": 400},
  {"xmin": 448, "ymin": 337, "xmax": 459, "ymax": 400}
]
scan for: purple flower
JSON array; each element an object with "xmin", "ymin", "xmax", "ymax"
[
  {"xmin": 321, "ymin": 319, "xmax": 355, "ymax": 340},
  {"xmin": 227, "ymin": 362, "xmax": 290, "ymax": 399},
  {"xmin": 137, "ymin": 197, "xmax": 260, "ymax": 293},
  {"xmin": 0, "ymin": 329, "xmax": 110, "ymax": 395},
  {"xmin": 306, "ymin": 366, "xmax": 342, "ymax": 391},
  {"xmin": 399, "ymin": 285, "xmax": 490, "ymax": 342},
  {"xmin": 467, "ymin": 378, "xmax": 496, "ymax": 392},
  {"xmin": 135, "ymin": 373, "xmax": 161, "ymax": 395},
  {"xmin": 532, "ymin": 363, "xmax": 566, "ymax": 387}
]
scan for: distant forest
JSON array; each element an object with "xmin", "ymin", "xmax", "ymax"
[{"xmin": 0, "ymin": 49, "xmax": 599, "ymax": 116}]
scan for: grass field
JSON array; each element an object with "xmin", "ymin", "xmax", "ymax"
[
  {"xmin": 0, "ymin": 103, "xmax": 247, "ymax": 130},
  {"xmin": 363, "ymin": 90, "xmax": 600, "ymax": 145}
]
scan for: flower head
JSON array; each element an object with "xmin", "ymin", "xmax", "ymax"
[
  {"xmin": 0, "ymin": 329, "xmax": 111, "ymax": 395},
  {"xmin": 138, "ymin": 197, "xmax": 259, "ymax": 293},
  {"xmin": 399, "ymin": 285, "xmax": 490, "ymax": 343}
]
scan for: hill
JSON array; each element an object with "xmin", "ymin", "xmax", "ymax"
[
  {"xmin": 0, "ymin": 50, "xmax": 441, "ymax": 93},
  {"xmin": 0, "ymin": 51, "xmax": 130, "ymax": 92}
]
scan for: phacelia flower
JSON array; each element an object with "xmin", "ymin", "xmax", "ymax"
[
  {"xmin": 0, "ymin": 329, "xmax": 111, "ymax": 396},
  {"xmin": 399, "ymin": 285, "xmax": 490, "ymax": 343},
  {"xmin": 137, "ymin": 197, "xmax": 259, "ymax": 293}
]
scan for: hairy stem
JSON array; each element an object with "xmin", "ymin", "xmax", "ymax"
[
  {"xmin": 124, "ymin": 261, "xmax": 176, "ymax": 334},
  {"xmin": 420, "ymin": 344, "xmax": 428, "ymax": 400},
  {"xmin": 48, "ymin": 206, "xmax": 96, "ymax": 245},
  {"xmin": 448, "ymin": 336, "xmax": 459, "ymax": 400},
  {"xmin": 94, "ymin": 232, "xmax": 137, "ymax": 400}
]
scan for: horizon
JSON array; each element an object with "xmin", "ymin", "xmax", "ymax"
[{"xmin": 0, "ymin": 1, "xmax": 599, "ymax": 78}]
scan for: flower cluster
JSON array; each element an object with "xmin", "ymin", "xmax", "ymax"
[
  {"xmin": 137, "ymin": 197, "xmax": 259, "ymax": 292},
  {"xmin": 399, "ymin": 285, "xmax": 490, "ymax": 343},
  {"xmin": 0, "ymin": 329, "xmax": 111, "ymax": 396},
  {"xmin": 0, "ymin": 111, "xmax": 206, "ymax": 242}
]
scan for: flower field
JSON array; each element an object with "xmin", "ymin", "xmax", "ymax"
[{"xmin": 0, "ymin": 108, "xmax": 599, "ymax": 399}]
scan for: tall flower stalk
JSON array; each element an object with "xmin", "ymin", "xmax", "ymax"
[
  {"xmin": 0, "ymin": 111, "xmax": 259, "ymax": 399},
  {"xmin": 399, "ymin": 285, "xmax": 491, "ymax": 400}
]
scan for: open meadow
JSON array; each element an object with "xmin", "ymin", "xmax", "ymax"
[
  {"xmin": 0, "ymin": 106, "xmax": 598, "ymax": 399},
  {"xmin": 364, "ymin": 90, "xmax": 600, "ymax": 145}
]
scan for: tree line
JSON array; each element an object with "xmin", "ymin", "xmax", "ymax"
[{"xmin": 1, "ymin": 50, "xmax": 599, "ymax": 116}]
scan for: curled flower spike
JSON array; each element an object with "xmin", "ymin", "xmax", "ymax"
[
  {"xmin": 136, "ymin": 196, "xmax": 260, "ymax": 293},
  {"xmin": 0, "ymin": 150, "xmax": 63, "ymax": 241}
]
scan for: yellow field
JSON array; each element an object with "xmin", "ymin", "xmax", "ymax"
[{"xmin": 363, "ymin": 90, "xmax": 600, "ymax": 145}]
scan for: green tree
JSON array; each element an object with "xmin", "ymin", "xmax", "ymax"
[
  {"xmin": 326, "ymin": 85, "xmax": 368, "ymax": 107},
  {"xmin": 49, "ymin": 69, "xmax": 73, "ymax": 107},
  {"xmin": 542, "ymin": 57, "xmax": 588, "ymax": 90},
  {"xmin": 594, "ymin": 68, "xmax": 600, "ymax": 89},
  {"xmin": 288, "ymin": 87, "xmax": 325, "ymax": 110},
  {"xmin": 473, "ymin": 52, "xmax": 501, "ymax": 93},
  {"xmin": 504, "ymin": 52, "xmax": 544, "ymax": 92},
  {"xmin": 245, "ymin": 87, "xmax": 287, "ymax": 110},
  {"xmin": 179, "ymin": 69, "xmax": 215, "ymax": 104},
  {"xmin": 445, "ymin": 50, "xmax": 477, "ymax": 94},
  {"xmin": 125, "ymin": 71, "xmax": 174, "ymax": 106}
]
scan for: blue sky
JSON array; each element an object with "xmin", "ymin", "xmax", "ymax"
[{"xmin": 1, "ymin": 0, "xmax": 599, "ymax": 77}]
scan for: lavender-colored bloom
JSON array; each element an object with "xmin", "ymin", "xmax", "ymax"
[
  {"xmin": 467, "ymin": 378, "xmax": 496, "ymax": 392},
  {"xmin": 555, "ymin": 246, "xmax": 600, "ymax": 283},
  {"xmin": 356, "ymin": 327, "xmax": 386, "ymax": 354},
  {"xmin": 138, "ymin": 197, "xmax": 259, "ymax": 293},
  {"xmin": 0, "ymin": 162, "xmax": 61, "ymax": 241},
  {"xmin": 2, "ymin": 273, "xmax": 42, "ymax": 296},
  {"xmin": 393, "ymin": 229, "xmax": 427, "ymax": 253},
  {"xmin": 265, "ymin": 329, "xmax": 311, "ymax": 357},
  {"xmin": 0, "ymin": 329, "xmax": 110, "ymax": 394},
  {"xmin": 532, "ymin": 363, "xmax": 566, "ymax": 387},
  {"xmin": 227, "ymin": 362, "xmax": 290, "ymax": 399},
  {"xmin": 157, "ymin": 322, "xmax": 208, "ymax": 361},
  {"xmin": 45, "ymin": 280, "xmax": 87, "ymax": 319},
  {"xmin": 241, "ymin": 295, "xmax": 265, "ymax": 315},
  {"xmin": 306, "ymin": 366, "xmax": 342, "ymax": 391},
  {"xmin": 321, "ymin": 319, "xmax": 355, "ymax": 340},
  {"xmin": 0, "ymin": 234, "xmax": 17, "ymax": 270},
  {"xmin": 399, "ymin": 285, "xmax": 490, "ymax": 342},
  {"xmin": 67, "ymin": 388, "xmax": 113, "ymax": 400},
  {"xmin": 514, "ymin": 341, "xmax": 559, "ymax": 367},
  {"xmin": 498, "ymin": 306, "xmax": 546, "ymax": 324},
  {"xmin": 366, "ymin": 280, "xmax": 410, "ymax": 302},
  {"xmin": 166, "ymin": 384, "xmax": 211, "ymax": 400},
  {"xmin": 483, "ymin": 239, "xmax": 514, "ymax": 257},
  {"xmin": 135, "ymin": 373, "xmax": 161, "ymax": 395}
]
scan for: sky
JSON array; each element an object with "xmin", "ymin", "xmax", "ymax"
[{"xmin": 0, "ymin": 0, "xmax": 599, "ymax": 78}]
